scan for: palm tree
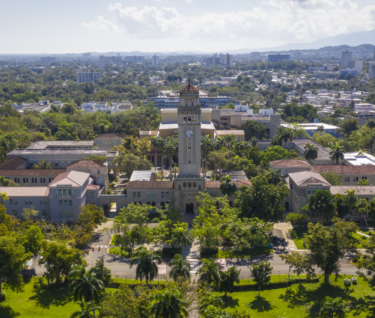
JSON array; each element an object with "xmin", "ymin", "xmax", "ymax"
[
  {"xmin": 150, "ymin": 136, "xmax": 159, "ymax": 171},
  {"xmin": 149, "ymin": 288, "xmax": 188, "ymax": 318},
  {"xmin": 303, "ymin": 143, "xmax": 319, "ymax": 164},
  {"xmin": 367, "ymin": 118, "xmax": 375, "ymax": 129},
  {"xmin": 329, "ymin": 142, "xmax": 345, "ymax": 165},
  {"xmin": 163, "ymin": 137, "xmax": 178, "ymax": 180},
  {"xmin": 202, "ymin": 135, "xmax": 214, "ymax": 178},
  {"xmin": 155, "ymin": 138, "xmax": 166, "ymax": 179},
  {"xmin": 170, "ymin": 227, "xmax": 193, "ymax": 248},
  {"xmin": 68, "ymin": 265, "xmax": 105, "ymax": 303},
  {"xmin": 214, "ymin": 136, "xmax": 225, "ymax": 150},
  {"xmin": 250, "ymin": 137, "xmax": 258, "ymax": 147},
  {"xmin": 130, "ymin": 246, "xmax": 162, "ymax": 286},
  {"xmin": 319, "ymin": 297, "xmax": 346, "ymax": 318},
  {"xmin": 265, "ymin": 169, "xmax": 283, "ymax": 186},
  {"xmin": 223, "ymin": 134, "xmax": 235, "ymax": 149},
  {"xmin": 197, "ymin": 259, "xmax": 221, "ymax": 288},
  {"xmin": 169, "ymin": 254, "xmax": 191, "ymax": 282},
  {"xmin": 234, "ymin": 141, "xmax": 250, "ymax": 156},
  {"xmin": 70, "ymin": 301, "xmax": 101, "ymax": 318},
  {"xmin": 199, "ymin": 291, "xmax": 224, "ymax": 315},
  {"xmin": 345, "ymin": 189, "xmax": 357, "ymax": 217},
  {"xmin": 219, "ymin": 174, "xmax": 237, "ymax": 197},
  {"xmin": 317, "ymin": 125, "xmax": 325, "ymax": 133}
]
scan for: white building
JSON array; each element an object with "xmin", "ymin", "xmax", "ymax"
[
  {"xmin": 354, "ymin": 60, "xmax": 363, "ymax": 73},
  {"xmin": 151, "ymin": 55, "xmax": 159, "ymax": 66},
  {"xmin": 355, "ymin": 103, "xmax": 375, "ymax": 112},
  {"xmin": 341, "ymin": 51, "xmax": 352, "ymax": 68},
  {"xmin": 344, "ymin": 152, "xmax": 375, "ymax": 166},
  {"xmin": 77, "ymin": 72, "xmax": 101, "ymax": 84}
]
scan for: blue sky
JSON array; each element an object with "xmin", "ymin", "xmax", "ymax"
[{"xmin": 1, "ymin": 0, "xmax": 375, "ymax": 54}]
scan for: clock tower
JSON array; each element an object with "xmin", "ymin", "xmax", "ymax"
[
  {"xmin": 175, "ymin": 75, "xmax": 204, "ymax": 215},
  {"xmin": 177, "ymin": 75, "xmax": 201, "ymax": 177}
]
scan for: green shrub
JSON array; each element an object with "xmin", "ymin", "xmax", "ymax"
[{"xmin": 289, "ymin": 230, "xmax": 298, "ymax": 240}]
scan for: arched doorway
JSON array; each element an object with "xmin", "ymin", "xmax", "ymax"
[
  {"xmin": 186, "ymin": 203, "xmax": 194, "ymax": 214},
  {"xmin": 285, "ymin": 202, "xmax": 290, "ymax": 211}
]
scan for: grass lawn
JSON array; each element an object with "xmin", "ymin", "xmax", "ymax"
[
  {"xmin": 214, "ymin": 275, "xmax": 375, "ymax": 318},
  {"xmin": 238, "ymin": 275, "xmax": 310, "ymax": 285},
  {"xmin": 201, "ymin": 246, "xmax": 273, "ymax": 259},
  {"xmin": 290, "ymin": 228, "xmax": 368, "ymax": 249}
]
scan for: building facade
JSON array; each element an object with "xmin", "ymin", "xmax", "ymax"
[{"xmin": 77, "ymin": 72, "xmax": 101, "ymax": 83}]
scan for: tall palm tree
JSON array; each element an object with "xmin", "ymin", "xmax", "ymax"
[
  {"xmin": 197, "ymin": 259, "xmax": 221, "ymax": 288},
  {"xmin": 367, "ymin": 118, "xmax": 375, "ymax": 130},
  {"xmin": 223, "ymin": 134, "xmax": 235, "ymax": 149},
  {"xmin": 214, "ymin": 136, "xmax": 225, "ymax": 150},
  {"xmin": 199, "ymin": 292, "xmax": 224, "ymax": 315},
  {"xmin": 201, "ymin": 135, "xmax": 214, "ymax": 178},
  {"xmin": 219, "ymin": 174, "xmax": 237, "ymax": 197},
  {"xmin": 319, "ymin": 297, "xmax": 346, "ymax": 318},
  {"xmin": 345, "ymin": 189, "xmax": 357, "ymax": 217},
  {"xmin": 130, "ymin": 246, "xmax": 162, "ymax": 286},
  {"xmin": 149, "ymin": 288, "xmax": 188, "ymax": 318},
  {"xmin": 150, "ymin": 136, "xmax": 159, "ymax": 171},
  {"xmin": 303, "ymin": 143, "xmax": 319, "ymax": 164},
  {"xmin": 170, "ymin": 227, "xmax": 193, "ymax": 248},
  {"xmin": 70, "ymin": 301, "xmax": 101, "ymax": 318},
  {"xmin": 164, "ymin": 137, "xmax": 178, "ymax": 180},
  {"xmin": 68, "ymin": 265, "xmax": 105, "ymax": 303},
  {"xmin": 329, "ymin": 142, "xmax": 345, "ymax": 165},
  {"xmin": 155, "ymin": 138, "xmax": 166, "ymax": 179},
  {"xmin": 266, "ymin": 169, "xmax": 283, "ymax": 186},
  {"xmin": 169, "ymin": 254, "xmax": 191, "ymax": 282},
  {"xmin": 250, "ymin": 137, "xmax": 258, "ymax": 147}
]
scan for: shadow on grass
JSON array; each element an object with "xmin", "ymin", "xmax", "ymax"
[
  {"xmin": 0, "ymin": 305, "xmax": 20, "ymax": 318},
  {"xmin": 248, "ymin": 295, "xmax": 274, "ymax": 312},
  {"xmin": 221, "ymin": 295, "xmax": 239, "ymax": 308},
  {"xmin": 279, "ymin": 282, "xmax": 375, "ymax": 317},
  {"xmin": 29, "ymin": 278, "xmax": 73, "ymax": 309}
]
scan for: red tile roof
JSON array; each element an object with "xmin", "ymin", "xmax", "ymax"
[
  {"xmin": 180, "ymin": 82, "xmax": 199, "ymax": 92},
  {"xmin": 269, "ymin": 159, "xmax": 311, "ymax": 168},
  {"xmin": 126, "ymin": 181, "xmax": 174, "ymax": 189},
  {"xmin": 87, "ymin": 184, "xmax": 100, "ymax": 190},
  {"xmin": 0, "ymin": 169, "xmax": 65, "ymax": 176},
  {"xmin": 0, "ymin": 157, "xmax": 28, "ymax": 170},
  {"xmin": 311, "ymin": 165, "xmax": 375, "ymax": 175},
  {"xmin": 67, "ymin": 160, "xmax": 106, "ymax": 169},
  {"xmin": 205, "ymin": 180, "xmax": 252, "ymax": 189}
]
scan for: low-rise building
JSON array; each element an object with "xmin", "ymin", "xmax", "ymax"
[
  {"xmin": 269, "ymin": 159, "xmax": 311, "ymax": 176},
  {"xmin": 311, "ymin": 165, "xmax": 375, "ymax": 185},
  {"xmin": 280, "ymin": 123, "xmax": 341, "ymax": 138},
  {"xmin": 94, "ymin": 134, "xmax": 124, "ymax": 149}
]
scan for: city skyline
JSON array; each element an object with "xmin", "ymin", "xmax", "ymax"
[{"xmin": 1, "ymin": 0, "xmax": 375, "ymax": 54}]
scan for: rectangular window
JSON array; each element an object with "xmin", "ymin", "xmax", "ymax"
[
  {"xmin": 90, "ymin": 192, "xmax": 94, "ymax": 198},
  {"xmin": 362, "ymin": 176, "xmax": 367, "ymax": 180},
  {"xmin": 25, "ymin": 200, "xmax": 28, "ymax": 205},
  {"xmin": 10, "ymin": 199, "xmax": 13, "ymax": 205},
  {"xmin": 29, "ymin": 200, "xmax": 32, "ymax": 205},
  {"xmin": 161, "ymin": 192, "xmax": 164, "ymax": 198},
  {"xmin": 58, "ymin": 189, "xmax": 62, "ymax": 196},
  {"xmin": 307, "ymin": 189, "xmax": 311, "ymax": 194},
  {"xmin": 97, "ymin": 178, "xmax": 101, "ymax": 184},
  {"xmin": 133, "ymin": 192, "xmax": 136, "ymax": 198},
  {"xmin": 15, "ymin": 178, "xmax": 20, "ymax": 183},
  {"xmin": 137, "ymin": 192, "xmax": 141, "ymax": 198},
  {"xmin": 68, "ymin": 189, "xmax": 72, "ymax": 195},
  {"xmin": 88, "ymin": 169, "xmax": 91, "ymax": 173},
  {"xmin": 55, "ymin": 161, "xmax": 58, "ymax": 167},
  {"xmin": 69, "ymin": 211, "xmax": 73, "ymax": 217},
  {"xmin": 32, "ymin": 178, "xmax": 37, "ymax": 183},
  {"xmin": 61, "ymin": 162, "xmax": 65, "ymax": 167},
  {"xmin": 42, "ymin": 210, "xmax": 47, "ymax": 216},
  {"xmin": 23, "ymin": 178, "xmax": 28, "ymax": 183},
  {"xmin": 151, "ymin": 192, "xmax": 155, "ymax": 198},
  {"xmin": 14, "ymin": 199, "xmax": 17, "ymax": 205},
  {"xmin": 44, "ymin": 199, "xmax": 47, "ymax": 205},
  {"xmin": 97, "ymin": 169, "xmax": 100, "ymax": 174},
  {"xmin": 147, "ymin": 192, "xmax": 150, "ymax": 198},
  {"xmin": 49, "ymin": 178, "xmax": 53, "ymax": 183},
  {"xmin": 166, "ymin": 192, "xmax": 169, "ymax": 199},
  {"xmin": 69, "ymin": 200, "xmax": 72, "ymax": 206},
  {"xmin": 64, "ymin": 211, "xmax": 68, "ymax": 217},
  {"xmin": 63, "ymin": 189, "xmax": 67, "ymax": 196},
  {"xmin": 59, "ymin": 200, "xmax": 63, "ymax": 206},
  {"xmin": 40, "ymin": 178, "xmax": 45, "ymax": 183},
  {"xmin": 64, "ymin": 200, "xmax": 67, "ymax": 206},
  {"xmin": 40, "ymin": 199, "xmax": 44, "ymax": 205}
]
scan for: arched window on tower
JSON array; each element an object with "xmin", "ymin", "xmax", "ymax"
[
  {"xmin": 183, "ymin": 116, "xmax": 187, "ymax": 123},
  {"xmin": 188, "ymin": 116, "xmax": 191, "ymax": 123}
]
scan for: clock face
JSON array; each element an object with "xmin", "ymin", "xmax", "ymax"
[{"xmin": 186, "ymin": 130, "xmax": 193, "ymax": 138}]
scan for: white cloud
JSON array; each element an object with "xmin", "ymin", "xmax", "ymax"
[{"xmin": 83, "ymin": 1, "xmax": 375, "ymax": 43}]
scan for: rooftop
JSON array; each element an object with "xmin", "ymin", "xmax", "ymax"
[
  {"xmin": 344, "ymin": 152, "xmax": 375, "ymax": 166},
  {"xmin": 216, "ymin": 130, "xmax": 245, "ymax": 136},
  {"xmin": 26, "ymin": 141, "xmax": 94, "ymax": 150},
  {"xmin": 292, "ymin": 138, "xmax": 331, "ymax": 161},
  {"xmin": 288, "ymin": 171, "xmax": 330, "ymax": 186},
  {"xmin": 330, "ymin": 186, "xmax": 375, "ymax": 195},
  {"xmin": 270, "ymin": 159, "xmax": 311, "ymax": 168},
  {"xmin": 0, "ymin": 157, "xmax": 28, "ymax": 170},
  {"xmin": 205, "ymin": 180, "xmax": 252, "ymax": 189},
  {"xmin": 311, "ymin": 164, "xmax": 375, "ymax": 174},
  {"xmin": 95, "ymin": 133, "xmax": 124, "ymax": 139},
  {"xmin": 126, "ymin": 181, "xmax": 174, "ymax": 189},
  {"xmin": 0, "ymin": 169, "xmax": 65, "ymax": 176},
  {"xmin": 281, "ymin": 123, "xmax": 339, "ymax": 130},
  {"xmin": 7, "ymin": 149, "xmax": 109, "ymax": 157},
  {"xmin": 0, "ymin": 187, "xmax": 49, "ymax": 197},
  {"xmin": 67, "ymin": 160, "xmax": 107, "ymax": 169},
  {"xmin": 49, "ymin": 171, "xmax": 90, "ymax": 187},
  {"xmin": 130, "ymin": 170, "xmax": 154, "ymax": 182}
]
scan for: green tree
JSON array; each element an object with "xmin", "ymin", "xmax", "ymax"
[
  {"xmin": 241, "ymin": 120, "xmax": 267, "ymax": 140},
  {"xmin": 169, "ymin": 254, "xmax": 191, "ymax": 282},
  {"xmin": 202, "ymin": 135, "xmax": 214, "ymax": 178},
  {"xmin": 265, "ymin": 169, "xmax": 283, "ymax": 186},
  {"xmin": 89, "ymin": 257, "xmax": 112, "ymax": 287},
  {"xmin": 321, "ymin": 171, "xmax": 343, "ymax": 185},
  {"xmin": 198, "ymin": 258, "xmax": 222, "ymax": 288},
  {"xmin": 70, "ymin": 301, "xmax": 101, "ymax": 318},
  {"xmin": 149, "ymin": 288, "xmax": 188, "ymax": 318},
  {"xmin": 303, "ymin": 143, "xmax": 319, "ymax": 164},
  {"xmin": 285, "ymin": 213, "xmax": 309, "ymax": 226},
  {"xmin": 281, "ymin": 251, "xmax": 315, "ymax": 279},
  {"xmin": 319, "ymin": 297, "xmax": 346, "ymax": 318},
  {"xmin": 199, "ymin": 291, "xmax": 224, "ymax": 316},
  {"xmin": 358, "ymin": 179, "xmax": 370, "ymax": 186},
  {"xmin": 339, "ymin": 118, "xmax": 359, "ymax": 136},
  {"xmin": 367, "ymin": 118, "xmax": 375, "ymax": 130},
  {"xmin": 115, "ymin": 154, "xmax": 152, "ymax": 179},
  {"xmin": 366, "ymin": 93, "xmax": 375, "ymax": 105},
  {"xmin": 329, "ymin": 142, "xmax": 345, "ymax": 165},
  {"xmin": 345, "ymin": 189, "xmax": 357, "ymax": 217},
  {"xmin": 0, "ymin": 176, "xmax": 18, "ymax": 187},
  {"xmin": 306, "ymin": 190, "xmax": 335, "ymax": 223},
  {"xmin": 250, "ymin": 261, "xmax": 273, "ymax": 296},
  {"xmin": 117, "ymin": 203, "xmax": 151, "ymax": 227},
  {"xmin": 68, "ymin": 265, "xmax": 104, "ymax": 303},
  {"xmin": 0, "ymin": 236, "xmax": 31, "ymax": 296},
  {"xmin": 41, "ymin": 242, "xmax": 83, "ymax": 284},
  {"xmin": 355, "ymin": 233, "xmax": 375, "ymax": 288},
  {"xmin": 21, "ymin": 225, "xmax": 44, "ymax": 256},
  {"xmin": 219, "ymin": 174, "xmax": 238, "ymax": 197},
  {"xmin": 163, "ymin": 137, "xmax": 178, "ymax": 180},
  {"xmin": 169, "ymin": 225, "xmax": 193, "ymax": 248},
  {"xmin": 220, "ymin": 266, "xmax": 241, "ymax": 297},
  {"xmin": 130, "ymin": 246, "xmax": 161, "ymax": 286},
  {"xmin": 0, "ymin": 204, "xmax": 14, "ymax": 232},
  {"xmin": 33, "ymin": 159, "xmax": 52, "ymax": 169}
]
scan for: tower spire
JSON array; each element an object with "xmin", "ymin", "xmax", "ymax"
[{"xmin": 188, "ymin": 70, "xmax": 191, "ymax": 84}]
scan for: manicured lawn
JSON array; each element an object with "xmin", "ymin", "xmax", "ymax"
[
  {"xmin": 214, "ymin": 275, "xmax": 375, "ymax": 318},
  {"xmin": 201, "ymin": 246, "xmax": 273, "ymax": 259},
  {"xmin": 290, "ymin": 228, "xmax": 368, "ymax": 249},
  {"xmin": 238, "ymin": 275, "xmax": 309, "ymax": 285}
]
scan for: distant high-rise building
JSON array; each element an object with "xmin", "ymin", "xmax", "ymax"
[
  {"xmin": 40, "ymin": 56, "xmax": 56, "ymax": 63},
  {"xmin": 267, "ymin": 54, "xmax": 290, "ymax": 62},
  {"xmin": 151, "ymin": 55, "xmax": 159, "ymax": 66},
  {"xmin": 205, "ymin": 54, "xmax": 222, "ymax": 67},
  {"xmin": 221, "ymin": 53, "xmax": 233, "ymax": 66},
  {"xmin": 99, "ymin": 55, "xmax": 105, "ymax": 70},
  {"xmin": 124, "ymin": 56, "xmax": 145, "ymax": 63},
  {"xmin": 369, "ymin": 62, "xmax": 375, "ymax": 79},
  {"xmin": 77, "ymin": 72, "xmax": 101, "ymax": 84},
  {"xmin": 341, "ymin": 50, "xmax": 352, "ymax": 68},
  {"xmin": 353, "ymin": 60, "xmax": 363, "ymax": 73},
  {"xmin": 83, "ymin": 53, "xmax": 91, "ymax": 58}
]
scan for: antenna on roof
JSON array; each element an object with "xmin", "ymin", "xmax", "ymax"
[{"xmin": 188, "ymin": 70, "xmax": 191, "ymax": 84}]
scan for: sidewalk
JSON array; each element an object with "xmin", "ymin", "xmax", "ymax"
[{"xmin": 274, "ymin": 222, "xmax": 297, "ymax": 250}]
